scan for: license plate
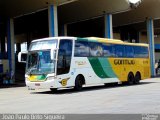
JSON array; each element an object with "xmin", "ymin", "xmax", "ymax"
[{"xmin": 35, "ymin": 83, "xmax": 40, "ymax": 86}]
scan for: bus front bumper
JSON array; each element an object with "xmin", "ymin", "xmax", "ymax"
[{"xmin": 25, "ymin": 80, "xmax": 60, "ymax": 90}]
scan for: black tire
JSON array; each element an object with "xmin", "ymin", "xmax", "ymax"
[
  {"xmin": 127, "ymin": 73, "xmax": 134, "ymax": 85},
  {"xmin": 50, "ymin": 88, "xmax": 57, "ymax": 92},
  {"xmin": 134, "ymin": 72, "xmax": 141, "ymax": 84},
  {"xmin": 74, "ymin": 76, "xmax": 83, "ymax": 91}
]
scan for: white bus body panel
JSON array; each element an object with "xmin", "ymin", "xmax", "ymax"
[{"xmin": 25, "ymin": 57, "xmax": 120, "ymax": 90}]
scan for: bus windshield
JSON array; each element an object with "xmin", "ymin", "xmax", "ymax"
[
  {"xmin": 26, "ymin": 50, "xmax": 56, "ymax": 75},
  {"xmin": 26, "ymin": 39, "xmax": 58, "ymax": 75}
]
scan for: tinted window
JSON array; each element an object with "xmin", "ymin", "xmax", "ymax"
[
  {"xmin": 125, "ymin": 46, "xmax": 134, "ymax": 58},
  {"xmin": 89, "ymin": 42, "xmax": 103, "ymax": 57},
  {"xmin": 57, "ymin": 40, "xmax": 72, "ymax": 75},
  {"xmin": 103, "ymin": 44, "xmax": 115, "ymax": 57},
  {"xmin": 115, "ymin": 45, "xmax": 125, "ymax": 57},
  {"xmin": 74, "ymin": 41, "xmax": 89, "ymax": 57},
  {"xmin": 142, "ymin": 47, "xmax": 149, "ymax": 58},
  {"xmin": 134, "ymin": 46, "xmax": 140, "ymax": 58},
  {"xmin": 134, "ymin": 46, "xmax": 149, "ymax": 58}
]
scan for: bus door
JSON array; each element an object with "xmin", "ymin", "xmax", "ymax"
[{"xmin": 56, "ymin": 39, "xmax": 73, "ymax": 87}]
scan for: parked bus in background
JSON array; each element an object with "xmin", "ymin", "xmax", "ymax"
[{"xmin": 18, "ymin": 37, "xmax": 151, "ymax": 91}]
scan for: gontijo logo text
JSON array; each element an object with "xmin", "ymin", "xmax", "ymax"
[{"xmin": 114, "ymin": 59, "xmax": 135, "ymax": 65}]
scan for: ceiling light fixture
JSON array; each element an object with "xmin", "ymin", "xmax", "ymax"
[
  {"xmin": 128, "ymin": 0, "xmax": 142, "ymax": 9},
  {"xmin": 128, "ymin": 0, "xmax": 141, "ymax": 4}
]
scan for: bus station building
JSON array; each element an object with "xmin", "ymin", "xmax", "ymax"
[{"xmin": 0, "ymin": 0, "xmax": 159, "ymax": 83}]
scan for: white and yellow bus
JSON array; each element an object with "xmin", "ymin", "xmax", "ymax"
[{"xmin": 18, "ymin": 37, "xmax": 151, "ymax": 91}]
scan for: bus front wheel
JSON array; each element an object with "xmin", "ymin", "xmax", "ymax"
[{"xmin": 74, "ymin": 75, "xmax": 84, "ymax": 91}]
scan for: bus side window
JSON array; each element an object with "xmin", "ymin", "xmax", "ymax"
[
  {"xmin": 57, "ymin": 40, "xmax": 73, "ymax": 75},
  {"xmin": 134, "ymin": 46, "xmax": 140, "ymax": 58},
  {"xmin": 141, "ymin": 47, "xmax": 149, "ymax": 58},
  {"xmin": 125, "ymin": 46, "xmax": 134, "ymax": 58},
  {"xmin": 134, "ymin": 46, "xmax": 148, "ymax": 58},
  {"xmin": 74, "ymin": 41, "xmax": 89, "ymax": 57},
  {"xmin": 103, "ymin": 44, "xmax": 115, "ymax": 57},
  {"xmin": 89, "ymin": 42, "xmax": 103, "ymax": 57},
  {"xmin": 115, "ymin": 45, "xmax": 125, "ymax": 58}
]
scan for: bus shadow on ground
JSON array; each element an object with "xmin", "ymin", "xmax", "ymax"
[{"xmin": 31, "ymin": 81, "xmax": 155, "ymax": 95}]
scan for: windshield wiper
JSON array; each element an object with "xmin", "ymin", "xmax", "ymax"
[{"xmin": 27, "ymin": 67, "xmax": 37, "ymax": 75}]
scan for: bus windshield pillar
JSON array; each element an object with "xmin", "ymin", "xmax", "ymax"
[
  {"xmin": 147, "ymin": 18, "xmax": 156, "ymax": 77},
  {"xmin": 104, "ymin": 14, "xmax": 113, "ymax": 39},
  {"xmin": 48, "ymin": 4, "xmax": 58, "ymax": 37}
]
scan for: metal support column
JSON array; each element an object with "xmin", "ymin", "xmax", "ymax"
[
  {"xmin": 48, "ymin": 5, "xmax": 58, "ymax": 37},
  {"xmin": 104, "ymin": 14, "xmax": 113, "ymax": 39},
  {"xmin": 61, "ymin": 24, "xmax": 67, "ymax": 36},
  {"xmin": 7, "ymin": 18, "xmax": 15, "ymax": 83},
  {"xmin": 64, "ymin": 24, "xmax": 67, "ymax": 36},
  {"xmin": 0, "ymin": 19, "xmax": 5, "ymax": 58},
  {"xmin": 147, "ymin": 18, "xmax": 155, "ymax": 77}
]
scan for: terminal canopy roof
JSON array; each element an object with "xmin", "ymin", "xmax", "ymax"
[
  {"xmin": 0, "ymin": 0, "xmax": 159, "ymax": 27},
  {"xmin": 0, "ymin": 0, "xmax": 131, "ymax": 18}
]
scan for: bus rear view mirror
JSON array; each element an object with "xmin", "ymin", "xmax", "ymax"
[{"xmin": 18, "ymin": 51, "xmax": 28, "ymax": 63}]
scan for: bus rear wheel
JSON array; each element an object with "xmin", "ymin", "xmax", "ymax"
[
  {"xmin": 134, "ymin": 72, "xmax": 141, "ymax": 84},
  {"xmin": 127, "ymin": 73, "xmax": 134, "ymax": 85},
  {"xmin": 74, "ymin": 75, "xmax": 83, "ymax": 91}
]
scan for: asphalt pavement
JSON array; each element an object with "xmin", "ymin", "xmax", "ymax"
[{"xmin": 0, "ymin": 78, "xmax": 160, "ymax": 114}]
